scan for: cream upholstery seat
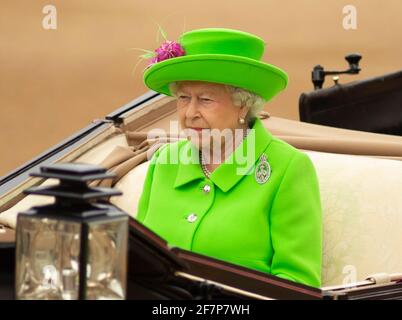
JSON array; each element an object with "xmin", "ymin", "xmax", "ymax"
[
  {"xmin": 109, "ymin": 161, "xmax": 150, "ymax": 216},
  {"xmin": 304, "ymin": 150, "xmax": 402, "ymax": 287}
]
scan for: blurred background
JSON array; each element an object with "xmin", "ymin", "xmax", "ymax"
[{"xmin": 1, "ymin": 0, "xmax": 401, "ymax": 176}]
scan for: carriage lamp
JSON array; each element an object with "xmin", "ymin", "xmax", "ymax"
[
  {"xmin": 312, "ymin": 53, "xmax": 362, "ymax": 89},
  {"xmin": 15, "ymin": 163, "xmax": 128, "ymax": 300}
]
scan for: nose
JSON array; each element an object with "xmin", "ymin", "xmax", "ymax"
[{"xmin": 185, "ymin": 97, "xmax": 200, "ymax": 120}]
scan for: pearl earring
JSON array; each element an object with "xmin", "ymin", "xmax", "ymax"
[{"xmin": 239, "ymin": 118, "xmax": 245, "ymax": 124}]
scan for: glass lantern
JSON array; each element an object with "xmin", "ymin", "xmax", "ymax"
[{"xmin": 15, "ymin": 163, "xmax": 128, "ymax": 300}]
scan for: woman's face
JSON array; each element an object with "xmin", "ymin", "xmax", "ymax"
[{"xmin": 176, "ymin": 81, "xmax": 248, "ymax": 149}]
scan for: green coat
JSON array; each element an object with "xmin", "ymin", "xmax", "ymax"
[{"xmin": 136, "ymin": 118, "xmax": 322, "ymax": 288}]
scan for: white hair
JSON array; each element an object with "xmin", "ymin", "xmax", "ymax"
[{"xmin": 168, "ymin": 82, "xmax": 266, "ymax": 125}]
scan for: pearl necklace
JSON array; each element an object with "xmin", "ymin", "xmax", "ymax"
[
  {"xmin": 199, "ymin": 129, "xmax": 249, "ymax": 179},
  {"xmin": 200, "ymin": 151, "xmax": 212, "ymax": 178}
]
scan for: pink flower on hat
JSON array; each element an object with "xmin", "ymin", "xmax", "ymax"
[{"xmin": 148, "ymin": 40, "xmax": 185, "ymax": 66}]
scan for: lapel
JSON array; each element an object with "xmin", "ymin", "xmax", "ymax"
[{"xmin": 173, "ymin": 142, "xmax": 205, "ymax": 188}]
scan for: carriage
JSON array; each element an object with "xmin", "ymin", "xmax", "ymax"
[{"xmin": 1, "ymin": 68, "xmax": 402, "ymax": 300}]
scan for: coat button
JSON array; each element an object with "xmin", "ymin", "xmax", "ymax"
[
  {"xmin": 203, "ymin": 184, "xmax": 211, "ymax": 193},
  {"xmin": 187, "ymin": 213, "xmax": 198, "ymax": 223}
]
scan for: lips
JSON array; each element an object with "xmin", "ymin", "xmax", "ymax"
[{"xmin": 188, "ymin": 127, "xmax": 206, "ymax": 132}]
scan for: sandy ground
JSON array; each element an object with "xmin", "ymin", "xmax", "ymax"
[{"xmin": 1, "ymin": 0, "xmax": 402, "ymax": 176}]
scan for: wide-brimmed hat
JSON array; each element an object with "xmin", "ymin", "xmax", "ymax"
[{"xmin": 143, "ymin": 28, "xmax": 288, "ymax": 101}]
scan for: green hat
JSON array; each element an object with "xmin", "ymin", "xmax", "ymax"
[{"xmin": 143, "ymin": 28, "xmax": 288, "ymax": 101}]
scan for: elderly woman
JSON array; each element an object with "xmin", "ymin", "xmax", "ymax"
[{"xmin": 136, "ymin": 28, "xmax": 322, "ymax": 288}]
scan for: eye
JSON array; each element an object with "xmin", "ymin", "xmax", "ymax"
[
  {"xmin": 200, "ymin": 97, "xmax": 213, "ymax": 102},
  {"xmin": 178, "ymin": 95, "xmax": 190, "ymax": 100}
]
